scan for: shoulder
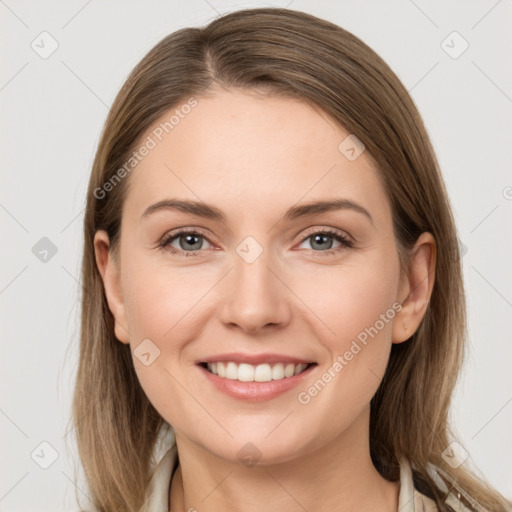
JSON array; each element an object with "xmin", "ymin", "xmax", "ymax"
[
  {"xmin": 399, "ymin": 458, "xmax": 438, "ymax": 511},
  {"xmin": 140, "ymin": 444, "xmax": 179, "ymax": 512},
  {"xmin": 399, "ymin": 458, "xmax": 475, "ymax": 512},
  {"xmin": 413, "ymin": 488, "xmax": 439, "ymax": 511},
  {"xmin": 414, "ymin": 487, "xmax": 476, "ymax": 512}
]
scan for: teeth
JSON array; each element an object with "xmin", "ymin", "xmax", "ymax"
[
  {"xmin": 205, "ymin": 361, "xmax": 309, "ymax": 382},
  {"xmin": 272, "ymin": 363, "xmax": 284, "ymax": 380}
]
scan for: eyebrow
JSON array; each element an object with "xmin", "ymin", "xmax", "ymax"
[{"xmin": 141, "ymin": 197, "xmax": 373, "ymax": 225}]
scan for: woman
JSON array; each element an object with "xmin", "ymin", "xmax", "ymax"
[{"xmin": 71, "ymin": 7, "xmax": 511, "ymax": 512}]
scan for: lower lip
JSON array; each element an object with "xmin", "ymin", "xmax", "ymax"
[{"xmin": 197, "ymin": 363, "xmax": 317, "ymax": 401}]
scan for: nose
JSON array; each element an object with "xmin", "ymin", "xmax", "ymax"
[{"xmin": 219, "ymin": 247, "xmax": 292, "ymax": 334}]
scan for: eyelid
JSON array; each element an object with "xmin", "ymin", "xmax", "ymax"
[
  {"xmin": 296, "ymin": 226, "xmax": 353, "ymax": 244},
  {"xmin": 159, "ymin": 226, "xmax": 216, "ymax": 246}
]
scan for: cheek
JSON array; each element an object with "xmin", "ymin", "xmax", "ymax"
[
  {"xmin": 121, "ymin": 255, "xmax": 214, "ymax": 342},
  {"xmin": 293, "ymin": 253, "xmax": 399, "ymax": 344},
  {"xmin": 120, "ymin": 257, "xmax": 223, "ymax": 420},
  {"xmin": 120, "ymin": 260, "xmax": 208, "ymax": 421},
  {"xmin": 292, "ymin": 254, "xmax": 399, "ymax": 405},
  {"xmin": 338, "ymin": 272, "xmax": 397, "ymax": 347}
]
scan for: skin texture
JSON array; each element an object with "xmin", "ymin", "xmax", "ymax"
[{"xmin": 94, "ymin": 87, "xmax": 435, "ymax": 512}]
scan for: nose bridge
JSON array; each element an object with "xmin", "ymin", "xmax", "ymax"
[{"xmin": 220, "ymin": 235, "xmax": 290, "ymax": 331}]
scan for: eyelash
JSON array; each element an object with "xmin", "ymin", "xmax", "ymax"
[{"xmin": 159, "ymin": 228, "xmax": 354, "ymax": 258}]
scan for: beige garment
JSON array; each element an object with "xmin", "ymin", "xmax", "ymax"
[{"xmin": 140, "ymin": 443, "xmax": 472, "ymax": 512}]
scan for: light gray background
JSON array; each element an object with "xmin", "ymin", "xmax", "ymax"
[{"xmin": 1, "ymin": 0, "xmax": 511, "ymax": 510}]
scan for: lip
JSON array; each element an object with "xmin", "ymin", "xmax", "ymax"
[
  {"xmin": 197, "ymin": 352, "xmax": 315, "ymax": 365},
  {"xmin": 197, "ymin": 362, "xmax": 317, "ymax": 402}
]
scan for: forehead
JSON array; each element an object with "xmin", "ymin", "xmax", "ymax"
[{"xmin": 123, "ymin": 88, "xmax": 389, "ymax": 224}]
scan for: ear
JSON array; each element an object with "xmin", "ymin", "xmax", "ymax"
[
  {"xmin": 93, "ymin": 230, "xmax": 130, "ymax": 344},
  {"xmin": 392, "ymin": 232, "xmax": 436, "ymax": 344}
]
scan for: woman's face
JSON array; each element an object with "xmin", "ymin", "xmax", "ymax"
[{"xmin": 96, "ymin": 87, "xmax": 416, "ymax": 464}]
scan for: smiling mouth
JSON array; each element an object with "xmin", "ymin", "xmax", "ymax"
[{"xmin": 199, "ymin": 361, "xmax": 317, "ymax": 382}]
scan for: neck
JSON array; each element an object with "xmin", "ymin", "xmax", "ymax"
[{"xmin": 169, "ymin": 407, "xmax": 399, "ymax": 512}]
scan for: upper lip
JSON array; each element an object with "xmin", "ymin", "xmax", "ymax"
[{"xmin": 197, "ymin": 352, "xmax": 316, "ymax": 365}]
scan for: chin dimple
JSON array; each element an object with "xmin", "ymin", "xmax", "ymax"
[{"xmin": 204, "ymin": 361, "xmax": 309, "ymax": 382}]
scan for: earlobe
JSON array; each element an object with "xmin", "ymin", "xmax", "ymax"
[
  {"xmin": 93, "ymin": 230, "xmax": 130, "ymax": 344},
  {"xmin": 392, "ymin": 232, "xmax": 436, "ymax": 344}
]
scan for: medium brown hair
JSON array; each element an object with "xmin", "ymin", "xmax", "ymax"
[{"xmin": 69, "ymin": 7, "xmax": 511, "ymax": 511}]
